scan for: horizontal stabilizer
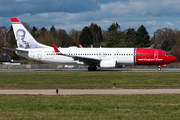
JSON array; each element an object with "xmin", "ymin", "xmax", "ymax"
[{"xmin": 3, "ymin": 47, "xmax": 28, "ymax": 52}]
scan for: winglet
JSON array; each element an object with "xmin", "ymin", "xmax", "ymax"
[
  {"xmin": 52, "ymin": 43, "xmax": 60, "ymax": 53},
  {"xmin": 79, "ymin": 44, "xmax": 83, "ymax": 48},
  {"xmin": 11, "ymin": 18, "xmax": 20, "ymax": 23}
]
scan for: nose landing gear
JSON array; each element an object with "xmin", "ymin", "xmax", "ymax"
[{"xmin": 158, "ymin": 67, "xmax": 161, "ymax": 71}]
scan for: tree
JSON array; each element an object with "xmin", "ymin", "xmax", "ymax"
[
  {"xmin": 154, "ymin": 28, "xmax": 176, "ymax": 46},
  {"xmin": 22, "ymin": 22, "xmax": 31, "ymax": 32},
  {"xmin": 31, "ymin": 26, "xmax": 38, "ymax": 37},
  {"xmin": 0, "ymin": 26, "xmax": 8, "ymax": 53},
  {"xmin": 36, "ymin": 27, "xmax": 50, "ymax": 46},
  {"xmin": 97, "ymin": 27, "xmax": 103, "ymax": 45},
  {"xmin": 8, "ymin": 26, "xmax": 16, "ymax": 48},
  {"xmin": 108, "ymin": 22, "xmax": 120, "ymax": 36},
  {"xmin": 102, "ymin": 30, "xmax": 111, "ymax": 46},
  {"xmin": 79, "ymin": 26, "xmax": 93, "ymax": 47},
  {"xmin": 89, "ymin": 23, "xmax": 103, "ymax": 46},
  {"xmin": 39, "ymin": 27, "xmax": 47, "ymax": 36},
  {"xmin": 125, "ymin": 28, "xmax": 137, "ymax": 46},
  {"xmin": 173, "ymin": 29, "xmax": 180, "ymax": 46},
  {"xmin": 106, "ymin": 32, "xmax": 126, "ymax": 47},
  {"xmin": 57, "ymin": 29, "xmax": 73, "ymax": 47},
  {"xmin": 136, "ymin": 25, "xmax": 150, "ymax": 47},
  {"xmin": 161, "ymin": 39, "xmax": 171, "ymax": 51},
  {"xmin": 69, "ymin": 29, "xmax": 80, "ymax": 46},
  {"xmin": 133, "ymin": 37, "xmax": 145, "ymax": 47},
  {"xmin": 49, "ymin": 25, "xmax": 57, "ymax": 38}
]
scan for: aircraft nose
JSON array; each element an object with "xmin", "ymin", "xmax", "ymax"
[{"xmin": 171, "ymin": 55, "xmax": 177, "ymax": 62}]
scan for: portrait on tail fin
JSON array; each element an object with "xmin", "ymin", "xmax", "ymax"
[{"xmin": 16, "ymin": 29, "xmax": 29, "ymax": 49}]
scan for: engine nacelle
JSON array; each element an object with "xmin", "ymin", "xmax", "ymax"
[{"xmin": 100, "ymin": 60, "xmax": 117, "ymax": 68}]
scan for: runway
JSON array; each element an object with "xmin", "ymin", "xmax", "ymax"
[
  {"xmin": 0, "ymin": 68, "xmax": 180, "ymax": 72},
  {"xmin": 1, "ymin": 89, "xmax": 180, "ymax": 95}
]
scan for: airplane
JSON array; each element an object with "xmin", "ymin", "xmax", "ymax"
[{"xmin": 5, "ymin": 18, "xmax": 177, "ymax": 71}]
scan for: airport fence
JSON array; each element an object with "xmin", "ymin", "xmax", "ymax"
[
  {"xmin": 0, "ymin": 62, "xmax": 180, "ymax": 69},
  {"xmin": 0, "ymin": 63, "xmax": 85, "ymax": 69}
]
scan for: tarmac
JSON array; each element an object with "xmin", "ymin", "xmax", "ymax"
[
  {"xmin": 1, "ymin": 89, "xmax": 180, "ymax": 95},
  {"xmin": 0, "ymin": 68, "xmax": 180, "ymax": 72}
]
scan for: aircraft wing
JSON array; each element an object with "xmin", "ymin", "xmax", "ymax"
[{"xmin": 52, "ymin": 43, "xmax": 100, "ymax": 65}]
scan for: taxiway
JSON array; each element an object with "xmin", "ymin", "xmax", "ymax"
[
  {"xmin": 0, "ymin": 68, "xmax": 180, "ymax": 72},
  {"xmin": 0, "ymin": 89, "xmax": 180, "ymax": 95}
]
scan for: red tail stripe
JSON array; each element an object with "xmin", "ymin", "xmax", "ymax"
[{"xmin": 11, "ymin": 18, "xmax": 20, "ymax": 23}]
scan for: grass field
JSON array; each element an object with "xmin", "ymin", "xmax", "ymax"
[
  {"xmin": 0, "ymin": 72, "xmax": 180, "ymax": 89},
  {"xmin": 1, "ymin": 72, "xmax": 180, "ymax": 119},
  {"xmin": 0, "ymin": 95, "xmax": 180, "ymax": 119}
]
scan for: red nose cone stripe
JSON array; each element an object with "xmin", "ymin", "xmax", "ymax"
[
  {"xmin": 11, "ymin": 18, "xmax": 20, "ymax": 23},
  {"xmin": 172, "ymin": 56, "xmax": 177, "ymax": 62}
]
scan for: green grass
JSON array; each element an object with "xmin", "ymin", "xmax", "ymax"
[
  {"xmin": 0, "ymin": 72, "xmax": 180, "ymax": 89},
  {"xmin": 0, "ymin": 95, "xmax": 180, "ymax": 119},
  {"xmin": 1, "ymin": 72, "xmax": 180, "ymax": 119}
]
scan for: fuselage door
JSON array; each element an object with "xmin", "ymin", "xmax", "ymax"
[
  {"xmin": 154, "ymin": 51, "xmax": 158, "ymax": 59},
  {"xmin": 38, "ymin": 51, "xmax": 42, "ymax": 59}
]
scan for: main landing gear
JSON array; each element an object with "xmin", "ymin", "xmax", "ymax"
[{"xmin": 88, "ymin": 66, "xmax": 97, "ymax": 71}]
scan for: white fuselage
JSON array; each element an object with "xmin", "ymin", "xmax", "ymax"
[{"xmin": 16, "ymin": 47, "xmax": 135, "ymax": 65}]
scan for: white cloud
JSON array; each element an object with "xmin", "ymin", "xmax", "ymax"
[
  {"xmin": 167, "ymin": 22, "xmax": 174, "ymax": 26},
  {"xmin": 2, "ymin": 0, "xmax": 180, "ymax": 37}
]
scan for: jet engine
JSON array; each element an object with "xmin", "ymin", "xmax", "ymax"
[{"xmin": 100, "ymin": 60, "xmax": 117, "ymax": 68}]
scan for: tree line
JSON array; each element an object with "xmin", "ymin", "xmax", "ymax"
[{"xmin": 0, "ymin": 22, "xmax": 180, "ymax": 61}]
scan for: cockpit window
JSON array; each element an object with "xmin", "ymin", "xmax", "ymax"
[{"xmin": 163, "ymin": 53, "xmax": 170, "ymax": 55}]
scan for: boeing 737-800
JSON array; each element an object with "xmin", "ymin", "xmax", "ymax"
[{"xmin": 6, "ymin": 18, "xmax": 177, "ymax": 71}]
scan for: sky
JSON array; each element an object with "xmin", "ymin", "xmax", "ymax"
[{"xmin": 1, "ymin": 0, "xmax": 180, "ymax": 36}]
